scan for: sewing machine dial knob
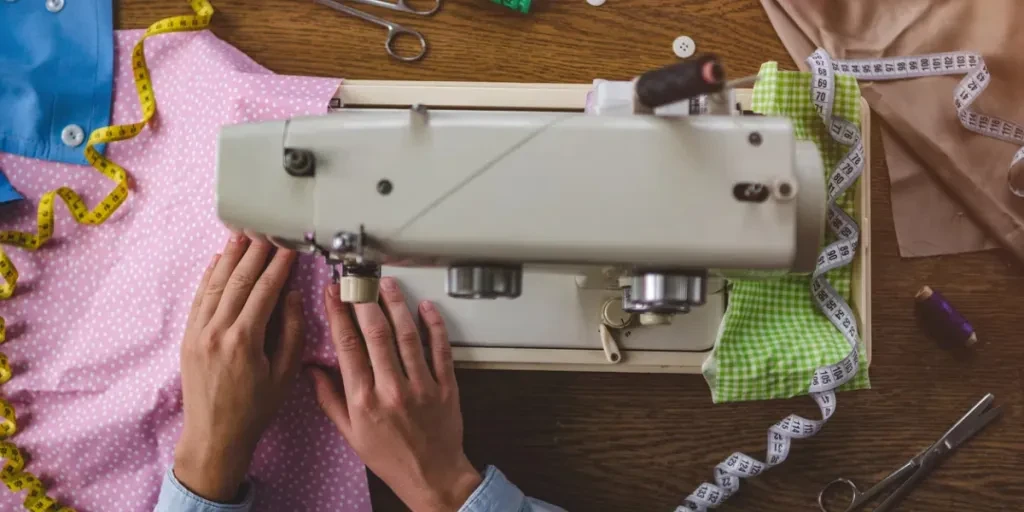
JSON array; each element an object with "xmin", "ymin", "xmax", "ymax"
[
  {"xmin": 446, "ymin": 265, "xmax": 523, "ymax": 300},
  {"xmin": 622, "ymin": 271, "xmax": 708, "ymax": 315}
]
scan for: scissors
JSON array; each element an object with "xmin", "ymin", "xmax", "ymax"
[
  {"xmin": 314, "ymin": 0, "xmax": 439, "ymax": 62},
  {"xmin": 818, "ymin": 394, "xmax": 1002, "ymax": 512}
]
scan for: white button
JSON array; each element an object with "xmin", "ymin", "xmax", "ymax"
[
  {"xmin": 45, "ymin": 0, "xmax": 64, "ymax": 13},
  {"xmin": 61, "ymin": 124, "xmax": 84, "ymax": 147},
  {"xmin": 673, "ymin": 35, "xmax": 696, "ymax": 58},
  {"xmin": 587, "ymin": 0, "xmax": 606, "ymax": 6}
]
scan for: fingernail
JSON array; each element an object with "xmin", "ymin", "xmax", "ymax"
[
  {"xmin": 230, "ymin": 233, "xmax": 246, "ymax": 244},
  {"xmin": 380, "ymin": 277, "xmax": 397, "ymax": 292},
  {"xmin": 209, "ymin": 254, "xmax": 221, "ymax": 268},
  {"xmin": 420, "ymin": 300, "xmax": 435, "ymax": 313},
  {"xmin": 327, "ymin": 283, "xmax": 339, "ymax": 297}
]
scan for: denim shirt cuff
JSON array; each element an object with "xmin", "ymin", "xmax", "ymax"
[
  {"xmin": 155, "ymin": 466, "xmax": 254, "ymax": 512},
  {"xmin": 458, "ymin": 466, "xmax": 526, "ymax": 512}
]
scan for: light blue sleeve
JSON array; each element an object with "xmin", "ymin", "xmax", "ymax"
[
  {"xmin": 154, "ymin": 467, "xmax": 254, "ymax": 512},
  {"xmin": 155, "ymin": 464, "xmax": 559, "ymax": 512},
  {"xmin": 460, "ymin": 466, "xmax": 566, "ymax": 512}
]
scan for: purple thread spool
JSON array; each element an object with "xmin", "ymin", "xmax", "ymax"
[{"xmin": 914, "ymin": 286, "xmax": 978, "ymax": 348}]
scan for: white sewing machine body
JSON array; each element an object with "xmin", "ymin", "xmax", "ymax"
[
  {"xmin": 215, "ymin": 76, "xmax": 872, "ymax": 373},
  {"xmin": 219, "ymin": 110, "xmax": 825, "ymax": 272}
]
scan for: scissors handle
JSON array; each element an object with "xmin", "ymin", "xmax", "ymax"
[
  {"xmin": 818, "ymin": 478, "xmax": 867, "ymax": 512},
  {"xmin": 384, "ymin": 25, "xmax": 427, "ymax": 62},
  {"xmin": 354, "ymin": 0, "xmax": 441, "ymax": 16},
  {"xmin": 818, "ymin": 460, "xmax": 917, "ymax": 512},
  {"xmin": 315, "ymin": 0, "xmax": 428, "ymax": 62}
]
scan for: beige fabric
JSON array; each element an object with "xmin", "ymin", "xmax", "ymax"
[{"xmin": 761, "ymin": 0, "xmax": 1024, "ymax": 259}]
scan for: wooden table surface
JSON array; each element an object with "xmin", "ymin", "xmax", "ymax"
[{"xmin": 118, "ymin": 1, "xmax": 1024, "ymax": 510}]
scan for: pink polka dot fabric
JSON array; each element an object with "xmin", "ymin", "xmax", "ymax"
[{"xmin": 0, "ymin": 30, "xmax": 371, "ymax": 512}]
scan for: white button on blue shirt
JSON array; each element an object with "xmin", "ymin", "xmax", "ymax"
[{"xmin": 0, "ymin": 0, "xmax": 113, "ymax": 165}]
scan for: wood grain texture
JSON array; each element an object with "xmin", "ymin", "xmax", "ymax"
[{"xmin": 118, "ymin": 1, "xmax": 1024, "ymax": 510}]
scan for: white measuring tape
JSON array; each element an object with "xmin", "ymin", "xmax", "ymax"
[
  {"xmin": 679, "ymin": 47, "xmax": 1024, "ymax": 510},
  {"xmin": 678, "ymin": 49, "xmax": 866, "ymax": 511},
  {"xmin": 827, "ymin": 50, "xmax": 1024, "ymax": 194}
]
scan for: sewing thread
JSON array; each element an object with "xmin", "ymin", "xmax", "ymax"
[{"xmin": 915, "ymin": 285, "xmax": 977, "ymax": 348}]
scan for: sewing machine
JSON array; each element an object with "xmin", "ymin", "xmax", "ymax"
[{"xmin": 215, "ymin": 59, "xmax": 871, "ymax": 373}]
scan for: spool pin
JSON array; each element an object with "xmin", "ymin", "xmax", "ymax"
[{"xmin": 914, "ymin": 285, "xmax": 977, "ymax": 348}]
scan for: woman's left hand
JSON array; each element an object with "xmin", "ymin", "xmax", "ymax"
[{"xmin": 174, "ymin": 235, "xmax": 306, "ymax": 502}]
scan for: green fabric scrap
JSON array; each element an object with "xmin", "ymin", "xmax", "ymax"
[{"xmin": 702, "ymin": 62, "xmax": 871, "ymax": 403}]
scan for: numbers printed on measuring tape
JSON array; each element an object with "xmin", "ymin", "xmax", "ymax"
[
  {"xmin": 680, "ymin": 45, "xmax": 1021, "ymax": 511},
  {"xmin": 678, "ymin": 49, "xmax": 867, "ymax": 512},
  {"xmin": 832, "ymin": 51, "xmax": 1024, "ymax": 192},
  {"xmin": 0, "ymin": 1, "xmax": 216, "ymax": 510}
]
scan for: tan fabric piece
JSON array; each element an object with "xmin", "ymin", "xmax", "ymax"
[{"xmin": 761, "ymin": 0, "xmax": 1023, "ymax": 259}]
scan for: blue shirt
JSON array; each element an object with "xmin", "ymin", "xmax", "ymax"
[
  {"xmin": 1, "ymin": 0, "xmax": 113, "ymax": 165},
  {"xmin": 155, "ymin": 465, "xmax": 564, "ymax": 512},
  {"xmin": 0, "ymin": 169, "xmax": 21, "ymax": 205}
]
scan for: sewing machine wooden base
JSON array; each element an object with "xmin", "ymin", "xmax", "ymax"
[{"xmin": 332, "ymin": 82, "xmax": 872, "ymax": 373}]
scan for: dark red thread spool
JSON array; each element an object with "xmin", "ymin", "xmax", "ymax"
[{"xmin": 914, "ymin": 286, "xmax": 977, "ymax": 348}]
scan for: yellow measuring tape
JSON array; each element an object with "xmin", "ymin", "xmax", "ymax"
[{"xmin": 0, "ymin": 1, "xmax": 215, "ymax": 509}]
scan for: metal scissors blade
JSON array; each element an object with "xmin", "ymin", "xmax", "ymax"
[
  {"xmin": 349, "ymin": 0, "xmax": 441, "ymax": 16},
  {"xmin": 873, "ymin": 394, "xmax": 1001, "ymax": 512},
  {"xmin": 818, "ymin": 394, "xmax": 1002, "ymax": 512},
  {"xmin": 932, "ymin": 393, "xmax": 1003, "ymax": 454}
]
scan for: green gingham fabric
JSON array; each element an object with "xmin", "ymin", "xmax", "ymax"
[{"xmin": 701, "ymin": 62, "xmax": 871, "ymax": 403}]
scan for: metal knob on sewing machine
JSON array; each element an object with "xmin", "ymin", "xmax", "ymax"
[
  {"xmin": 446, "ymin": 265, "xmax": 523, "ymax": 299},
  {"xmin": 622, "ymin": 271, "xmax": 708, "ymax": 325},
  {"xmin": 215, "ymin": 57, "xmax": 827, "ymax": 312}
]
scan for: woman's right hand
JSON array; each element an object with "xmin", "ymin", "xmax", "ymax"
[{"xmin": 309, "ymin": 277, "xmax": 482, "ymax": 512}]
